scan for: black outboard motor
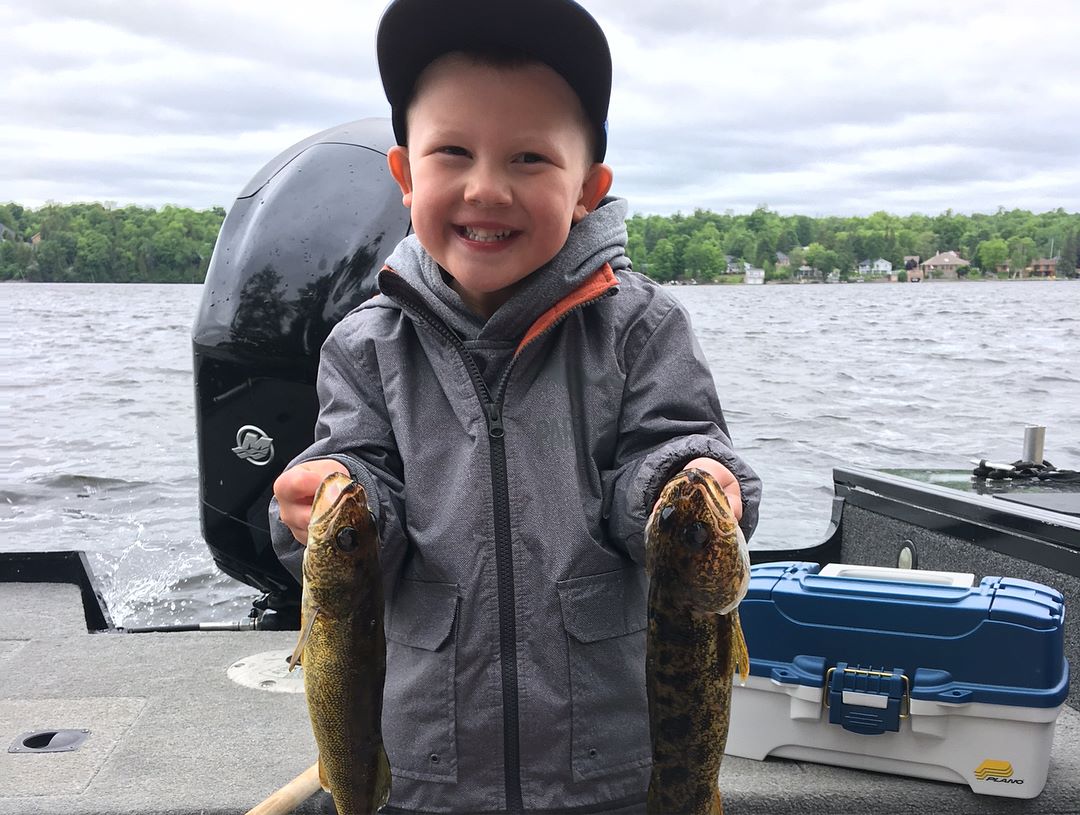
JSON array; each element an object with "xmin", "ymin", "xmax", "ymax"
[{"xmin": 191, "ymin": 118, "xmax": 411, "ymax": 624}]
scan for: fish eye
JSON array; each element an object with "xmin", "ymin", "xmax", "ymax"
[
  {"xmin": 658, "ymin": 504, "xmax": 676, "ymax": 532},
  {"xmin": 335, "ymin": 526, "xmax": 360, "ymax": 552},
  {"xmin": 686, "ymin": 521, "xmax": 710, "ymax": 549}
]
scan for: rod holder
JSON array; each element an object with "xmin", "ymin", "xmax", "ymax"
[{"xmin": 1023, "ymin": 425, "xmax": 1046, "ymax": 465}]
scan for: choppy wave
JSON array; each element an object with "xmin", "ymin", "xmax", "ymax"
[
  {"xmin": 1036, "ymin": 374, "xmax": 1079, "ymax": 384},
  {"xmin": 673, "ymin": 279, "xmax": 1080, "ymax": 555},
  {"xmin": 3, "ymin": 280, "xmax": 1079, "ymax": 626}
]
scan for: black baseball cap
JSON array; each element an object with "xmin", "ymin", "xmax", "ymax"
[{"xmin": 376, "ymin": 0, "xmax": 611, "ymax": 161}]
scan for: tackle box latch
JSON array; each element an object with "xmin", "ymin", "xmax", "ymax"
[{"xmin": 823, "ymin": 663, "xmax": 909, "ymax": 735}]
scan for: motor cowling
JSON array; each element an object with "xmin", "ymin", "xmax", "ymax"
[{"xmin": 191, "ymin": 119, "xmax": 411, "ymax": 618}]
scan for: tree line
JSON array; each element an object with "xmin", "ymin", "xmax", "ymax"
[
  {"xmin": 626, "ymin": 206, "xmax": 1080, "ymax": 282},
  {"xmin": 2, "ymin": 201, "xmax": 1078, "ymax": 284},
  {"xmin": 0, "ymin": 202, "xmax": 225, "ymax": 283}
]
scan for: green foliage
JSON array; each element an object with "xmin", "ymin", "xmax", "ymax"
[
  {"xmin": 3, "ymin": 201, "xmax": 1078, "ymax": 284},
  {"xmin": 976, "ymin": 237, "xmax": 1009, "ymax": 273},
  {"xmin": 0, "ymin": 202, "xmax": 224, "ymax": 283},
  {"xmin": 647, "ymin": 237, "xmax": 677, "ymax": 282},
  {"xmin": 626, "ymin": 206, "xmax": 1080, "ymax": 283},
  {"xmin": 1007, "ymin": 235, "xmax": 1037, "ymax": 273},
  {"xmin": 684, "ymin": 224, "xmax": 726, "ymax": 280}
]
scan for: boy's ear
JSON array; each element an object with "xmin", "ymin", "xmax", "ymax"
[
  {"xmin": 573, "ymin": 163, "xmax": 614, "ymax": 223},
  {"xmin": 387, "ymin": 146, "xmax": 414, "ymax": 208}
]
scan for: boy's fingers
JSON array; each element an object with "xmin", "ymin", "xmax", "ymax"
[
  {"xmin": 282, "ymin": 510, "xmax": 311, "ymax": 547},
  {"xmin": 273, "ymin": 461, "xmax": 349, "ymax": 546},
  {"xmin": 722, "ymin": 484, "xmax": 743, "ymax": 524},
  {"xmin": 678, "ymin": 457, "xmax": 744, "ymax": 522},
  {"xmin": 275, "ymin": 484, "xmax": 315, "ymax": 545},
  {"xmin": 275, "ymin": 468, "xmax": 328, "ymax": 503}
]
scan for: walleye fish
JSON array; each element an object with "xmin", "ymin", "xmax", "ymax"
[
  {"xmin": 645, "ymin": 468, "xmax": 751, "ymax": 815},
  {"xmin": 288, "ymin": 472, "xmax": 391, "ymax": 814}
]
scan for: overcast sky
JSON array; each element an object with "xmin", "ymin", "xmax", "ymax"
[{"xmin": 3, "ymin": 0, "xmax": 1078, "ymax": 217}]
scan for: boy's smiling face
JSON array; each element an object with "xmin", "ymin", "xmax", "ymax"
[{"xmin": 388, "ymin": 53, "xmax": 612, "ymax": 318}]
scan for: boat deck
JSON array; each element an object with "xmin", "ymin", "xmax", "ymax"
[{"xmin": 2, "ymin": 581, "xmax": 1078, "ymax": 814}]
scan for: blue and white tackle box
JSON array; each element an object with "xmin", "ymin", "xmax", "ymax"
[{"xmin": 726, "ymin": 562, "xmax": 1069, "ymax": 798}]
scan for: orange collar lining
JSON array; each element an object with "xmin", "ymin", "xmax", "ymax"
[{"xmin": 515, "ymin": 263, "xmax": 618, "ymax": 356}]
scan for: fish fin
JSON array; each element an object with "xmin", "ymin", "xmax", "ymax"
[
  {"xmin": 317, "ymin": 755, "xmax": 331, "ymax": 792},
  {"xmin": 375, "ymin": 744, "xmax": 392, "ymax": 809},
  {"xmin": 710, "ymin": 783, "xmax": 725, "ymax": 815},
  {"xmin": 287, "ymin": 606, "xmax": 320, "ymax": 671},
  {"xmin": 731, "ymin": 609, "xmax": 750, "ymax": 683},
  {"xmin": 708, "ymin": 785, "xmax": 725, "ymax": 815}
]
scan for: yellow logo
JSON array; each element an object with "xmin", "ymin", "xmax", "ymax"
[{"xmin": 975, "ymin": 760, "xmax": 1021, "ymax": 784}]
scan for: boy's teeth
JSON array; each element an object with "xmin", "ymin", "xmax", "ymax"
[{"xmin": 464, "ymin": 226, "xmax": 511, "ymax": 242}]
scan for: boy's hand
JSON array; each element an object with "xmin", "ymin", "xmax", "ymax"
[
  {"xmin": 273, "ymin": 459, "xmax": 350, "ymax": 545},
  {"xmin": 655, "ymin": 457, "xmax": 743, "ymax": 522}
]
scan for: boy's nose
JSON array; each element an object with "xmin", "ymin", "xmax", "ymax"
[{"xmin": 464, "ymin": 162, "xmax": 512, "ymax": 207}]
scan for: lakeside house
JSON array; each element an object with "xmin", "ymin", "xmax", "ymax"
[
  {"xmin": 857, "ymin": 258, "xmax": 893, "ymax": 277},
  {"xmin": 775, "ymin": 251, "xmax": 791, "ymax": 268},
  {"xmin": 795, "ymin": 264, "xmax": 822, "ymax": 282},
  {"xmin": 920, "ymin": 250, "xmax": 970, "ymax": 279},
  {"xmin": 745, "ymin": 267, "xmax": 765, "ymax": 285},
  {"xmin": 1025, "ymin": 258, "xmax": 1057, "ymax": 279},
  {"xmin": 902, "ymin": 256, "xmax": 920, "ymax": 279},
  {"xmin": 725, "ymin": 255, "xmax": 750, "ymax": 275},
  {"xmin": 893, "ymin": 256, "xmax": 921, "ymax": 281}
]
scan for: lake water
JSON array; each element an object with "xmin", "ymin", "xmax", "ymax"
[{"xmin": 2, "ymin": 280, "xmax": 1078, "ymax": 627}]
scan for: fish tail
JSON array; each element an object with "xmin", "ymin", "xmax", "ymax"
[{"xmin": 731, "ymin": 609, "xmax": 750, "ymax": 683}]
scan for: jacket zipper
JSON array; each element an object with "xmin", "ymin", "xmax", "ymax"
[
  {"xmin": 482, "ymin": 398, "xmax": 520, "ymax": 812},
  {"xmin": 380, "ymin": 274, "xmax": 523, "ymax": 810},
  {"xmin": 382, "ymin": 273, "xmax": 615, "ymax": 812},
  {"xmin": 484, "ymin": 287, "xmax": 616, "ymax": 812}
]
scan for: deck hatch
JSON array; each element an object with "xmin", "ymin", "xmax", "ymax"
[{"xmin": 8, "ymin": 728, "xmax": 90, "ymax": 753}]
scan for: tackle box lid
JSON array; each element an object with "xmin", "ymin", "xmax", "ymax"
[{"xmin": 740, "ymin": 562, "xmax": 1069, "ymax": 709}]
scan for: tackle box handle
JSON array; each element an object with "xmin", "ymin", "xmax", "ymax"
[{"xmin": 818, "ymin": 563, "xmax": 974, "ymax": 588}]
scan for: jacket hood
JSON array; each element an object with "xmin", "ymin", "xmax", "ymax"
[{"xmin": 380, "ymin": 197, "xmax": 630, "ymax": 343}]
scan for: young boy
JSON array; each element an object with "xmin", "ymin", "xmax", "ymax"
[{"xmin": 271, "ymin": 0, "xmax": 761, "ymax": 812}]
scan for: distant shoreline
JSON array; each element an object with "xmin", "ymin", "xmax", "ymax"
[
  {"xmin": 5, "ymin": 276, "xmax": 1073, "ymax": 286},
  {"xmin": 3, "ymin": 202, "xmax": 1076, "ymax": 284},
  {"xmin": 667, "ymin": 276, "xmax": 1074, "ymax": 286}
]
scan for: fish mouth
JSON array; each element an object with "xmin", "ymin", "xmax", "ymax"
[
  {"xmin": 678, "ymin": 468, "xmax": 734, "ymax": 521},
  {"xmin": 680, "ymin": 469, "xmax": 748, "ymax": 612},
  {"xmin": 310, "ymin": 473, "xmax": 366, "ymax": 524},
  {"xmin": 648, "ymin": 468, "xmax": 745, "ymax": 607}
]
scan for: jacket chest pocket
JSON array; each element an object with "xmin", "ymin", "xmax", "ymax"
[
  {"xmin": 383, "ymin": 579, "xmax": 459, "ymax": 783},
  {"xmin": 558, "ymin": 570, "xmax": 652, "ymax": 781}
]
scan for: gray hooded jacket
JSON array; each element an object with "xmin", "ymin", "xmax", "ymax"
[{"xmin": 271, "ymin": 198, "xmax": 761, "ymax": 814}]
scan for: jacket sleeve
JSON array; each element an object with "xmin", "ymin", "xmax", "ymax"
[
  {"xmin": 269, "ymin": 317, "xmax": 408, "ymax": 589},
  {"xmin": 602, "ymin": 296, "xmax": 761, "ymax": 565}
]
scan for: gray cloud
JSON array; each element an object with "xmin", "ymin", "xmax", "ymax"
[
  {"xmin": 597, "ymin": 0, "xmax": 882, "ymax": 42},
  {"xmin": 2, "ymin": 0, "xmax": 1078, "ymax": 216}
]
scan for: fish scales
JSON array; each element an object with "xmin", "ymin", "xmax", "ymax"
[
  {"xmin": 292, "ymin": 472, "xmax": 391, "ymax": 814},
  {"xmin": 645, "ymin": 468, "xmax": 750, "ymax": 815}
]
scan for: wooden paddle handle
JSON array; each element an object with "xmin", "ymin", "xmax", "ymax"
[{"xmin": 245, "ymin": 762, "xmax": 323, "ymax": 815}]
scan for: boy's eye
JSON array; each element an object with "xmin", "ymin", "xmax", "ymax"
[
  {"xmin": 517, "ymin": 152, "xmax": 547, "ymax": 165},
  {"xmin": 438, "ymin": 145, "xmax": 469, "ymax": 157}
]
